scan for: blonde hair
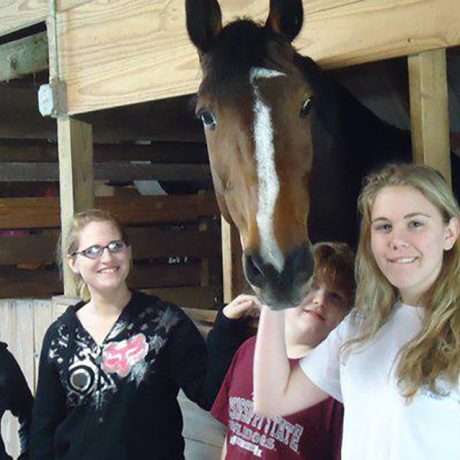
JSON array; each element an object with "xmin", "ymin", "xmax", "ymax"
[
  {"xmin": 350, "ymin": 163, "xmax": 460, "ymax": 398},
  {"xmin": 312, "ymin": 241, "xmax": 355, "ymax": 309},
  {"xmin": 57, "ymin": 209, "xmax": 130, "ymax": 301}
]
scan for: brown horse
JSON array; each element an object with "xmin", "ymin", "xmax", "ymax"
[{"xmin": 185, "ymin": 0, "xmax": 459, "ymax": 309}]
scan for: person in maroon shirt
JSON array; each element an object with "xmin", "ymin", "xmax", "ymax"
[{"xmin": 212, "ymin": 242, "xmax": 355, "ymax": 459}]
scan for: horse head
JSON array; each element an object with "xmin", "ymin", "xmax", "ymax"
[{"xmin": 186, "ymin": 0, "xmax": 318, "ymax": 309}]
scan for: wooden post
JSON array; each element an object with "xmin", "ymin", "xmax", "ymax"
[
  {"xmin": 57, "ymin": 117, "xmax": 94, "ymax": 296},
  {"xmin": 408, "ymin": 49, "xmax": 451, "ymax": 186},
  {"xmin": 0, "ymin": 32, "xmax": 48, "ymax": 82},
  {"xmin": 221, "ymin": 216, "xmax": 247, "ymax": 303},
  {"xmin": 198, "ymin": 217, "xmax": 210, "ymax": 287}
]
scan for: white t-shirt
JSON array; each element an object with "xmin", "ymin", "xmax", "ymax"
[{"xmin": 300, "ymin": 302, "xmax": 460, "ymax": 460}]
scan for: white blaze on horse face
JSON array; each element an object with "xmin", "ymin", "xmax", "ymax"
[{"xmin": 250, "ymin": 67, "xmax": 286, "ymax": 273}]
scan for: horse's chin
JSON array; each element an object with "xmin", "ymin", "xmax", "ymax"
[{"xmin": 251, "ymin": 283, "xmax": 309, "ymax": 311}]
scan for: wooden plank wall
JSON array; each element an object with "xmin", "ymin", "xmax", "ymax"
[
  {"xmin": 47, "ymin": 0, "xmax": 460, "ymax": 114},
  {"xmin": 0, "ymin": 298, "xmax": 223, "ymax": 459},
  {"xmin": 0, "ymin": 192, "xmax": 222, "ymax": 304},
  {"xmin": 0, "ymin": 0, "xmax": 88, "ymax": 36},
  {"xmin": 0, "ymin": 137, "xmax": 219, "ymax": 304}
]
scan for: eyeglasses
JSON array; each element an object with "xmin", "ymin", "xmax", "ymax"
[{"xmin": 71, "ymin": 240, "xmax": 128, "ymax": 259}]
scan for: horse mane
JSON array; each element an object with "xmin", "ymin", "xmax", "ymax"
[{"xmin": 294, "ymin": 53, "xmax": 412, "ymax": 171}]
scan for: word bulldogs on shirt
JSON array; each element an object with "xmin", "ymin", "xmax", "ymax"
[{"xmin": 228, "ymin": 396, "xmax": 304, "ymax": 456}]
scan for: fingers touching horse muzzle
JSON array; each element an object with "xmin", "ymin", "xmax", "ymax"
[{"xmin": 243, "ymin": 243, "xmax": 314, "ymax": 310}]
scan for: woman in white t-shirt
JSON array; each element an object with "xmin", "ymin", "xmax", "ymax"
[{"xmin": 253, "ymin": 163, "xmax": 460, "ymax": 460}]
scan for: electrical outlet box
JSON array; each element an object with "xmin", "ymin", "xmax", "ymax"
[{"xmin": 37, "ymin": 81, "xmax": 67, "ymax": 117}]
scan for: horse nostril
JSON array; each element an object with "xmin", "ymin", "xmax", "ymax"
[{"xmin": 243, "ymin": 253, "xmax": 266, "ymax": 288}]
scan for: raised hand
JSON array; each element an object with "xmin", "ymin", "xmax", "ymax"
[{"xmin": 222, "ymin": 294, "xmax": 263, "ymax": 320}]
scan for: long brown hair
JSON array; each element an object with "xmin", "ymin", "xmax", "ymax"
[
  {"xmin": 349, "ymin": 163, "xmax": 460, "ymax": 398},
  {"xmin": 57, "ymin": 209, "xmax": 130, "ymax": 301}
]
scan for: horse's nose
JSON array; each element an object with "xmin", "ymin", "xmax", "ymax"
[
  {"xmin": 244, "ymin": 252, "xmax": 275, "ymax": 289},
  {"xmin": 243, "ymin": 243, "xmax": 315, "ymax": 309}
]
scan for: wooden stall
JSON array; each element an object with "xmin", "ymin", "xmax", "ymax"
[
  {"xmin": 1, "ymin": 0, "xmax": 460, "ymax": 457},
  {"xmin": 2, "ymin": 0, "xmax": 459, "ymax": 298},
  {"xmin": 48, "ymin": 0, "xmax": 460, "ymax": 296}
]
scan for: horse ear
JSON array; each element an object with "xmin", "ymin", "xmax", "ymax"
[
  {"xmin": 185, "ymin": 0, "xmax": 223, "ymax": 52},
  {"xmin": 265, "ymin": 0, "xmax": 303, "ymax": 42}
]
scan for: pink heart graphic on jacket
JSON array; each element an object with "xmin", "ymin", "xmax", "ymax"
[{"xmin": 102, "ymin": 333, "xmax": 149, "ymax": 378}]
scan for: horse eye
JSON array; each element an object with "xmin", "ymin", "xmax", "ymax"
[
  {"xmin": 197, "ymin": 110, "xmax": 217, "ymax": 130},
  {"xmin": 300, "ymin": 96, "xmax": 314, "ymax": 118}
]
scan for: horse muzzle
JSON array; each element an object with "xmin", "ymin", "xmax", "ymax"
[{"xmin": 243, "ymin": 242, "xmax": 314, "ymax": 310}]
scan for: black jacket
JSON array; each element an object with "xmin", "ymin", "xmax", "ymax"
[
  {"xmin": 30, "ymin": 291, "xmax": 249, "ymax": 460},
  {"xmin": 0, "ymin": 341, "xmax": 33, "ymax": 460}
]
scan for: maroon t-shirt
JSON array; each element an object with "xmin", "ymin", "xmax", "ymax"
[{"xmin": 211, "ymin": 336, "xmax": 343, "ymax": 459}]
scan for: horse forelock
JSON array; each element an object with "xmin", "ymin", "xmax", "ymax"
[{"xmin": 200, "ymin": 19, "xmax": 288, "ymax": 101}]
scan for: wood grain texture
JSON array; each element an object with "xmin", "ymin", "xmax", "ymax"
[
  {"xmin": 57, "ymin": 117, "xmax": 94, "ymax": 296},
  {"xmin": 142, "ymin": 286, "xmax": 221, "ymax": 309},
  {"xmin": 0, "ymin": 31, "xmax": 48, "ymax": 82},
  {"xmin": 0, "ymin": 232, "xmax": 58, "ymax": 264},
  {"xmin": 0, "ymin": 0, "xmax": 90, "ymax": 36},
  {"xmin": 221, "ymin": 217, "xmax": 247, "ymax": 303},
  {"xmin": 0, "ymin": 192, "xmax": 218, "ymax": 229},
  {"xmin": 0, "ymin": 140, "xmax": 207, "ymax": 163},
  {"xmin": 0, "ymin": 1, "xmax": 46, "ymax": 36},
  {"xmin": 0, "ymin": 161, "xmax": 211, "ymax": 182},
  {"xmin": 0, "ymin": 227, "xmax": 220, "ymax": 264},
  {"xmin": 408, "ymin": 49, "xmax": 451, "ymax": 184},
  {"xmin": 0, "ymin": 263, "xmax": 205, "ymax": 298}
]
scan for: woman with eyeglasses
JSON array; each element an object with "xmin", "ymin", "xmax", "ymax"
[{"xmin": 30, "ymin": 209, "xmax": 251, "ymax": 460}]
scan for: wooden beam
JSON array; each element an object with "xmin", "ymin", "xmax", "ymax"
[
  {"xmin": 97, "ymin": 163, "xmax": 210, "ymax": 182},
  {"xmin": 0, "ymin": 183, "xmax": 56, "ymax": 198},
  {"xmin": 0, "ymin": 227, "xmax": 221, "ymax": 265},
  {"xmin": 0, "ymin": 232, "xmax": 57, "ymax": 265},
  {"xmin": 0, "ymin": 84, "xmax": 203, "ymax": 142},
  {"xmin": 57, "ymin": 117, "xmax": 94, "ymax": 296},
  {"xmin": 408, "ymin": 49, "xmax": 451, "ymax": 185},
  {"xmin": 0, "ymin": 31, "xmax": 48, "ymax": 82},
  {"xmin": 0, "ymin": 140, "xmax": 208, "ymax": 163},
  {"xmin": 0, "ymin": 0, "xmax": 88, "ymax": 37},
  {"xmin": 0, "ymin": 194, "xmax": 219, "ymax": 229},
  {"xmin": 0, "ymin": 3, "xmax": 46, "ymax": 37},
  {"xmin": 0, "ymin": 162, "xmax": 211, "ymax": 182},
  {"xmin": 0, "ymin": 266, "xmax": 61, "ymax": 298},
  {"xmin": 100, "ymin": 193, "xmax": 219, "ymax": 225},
  {"xmin": 0, "ymin": 263, "xmax": 203, "ymax": 299},
  {"xmin": 50, "ymin": 0, "xmax": 460, "ymax": 114},
  {"xmin": 0, "ymin": 197, "xmax": 59, "ymax": 229},
  {"xmin": 142, "ymin": 287, "xmax": 221, "ymax": 310},
  {"xmin": 127, "ymin": 262, "xmax": 201, "ymax": 288},
  {"xmin": 0, "ymin": 162, "xmax": 59, "ymax": 181},
  {"xmin": 129, "ymin": 227, "xmax": 220, "ymax": 259},
  {"xmin": 0, "ymin": 140, "xmax": 57, "ymax": 162},
  {"xmin": 221, "ymin": 217, "xmax": 247, "ymax": 303}
]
